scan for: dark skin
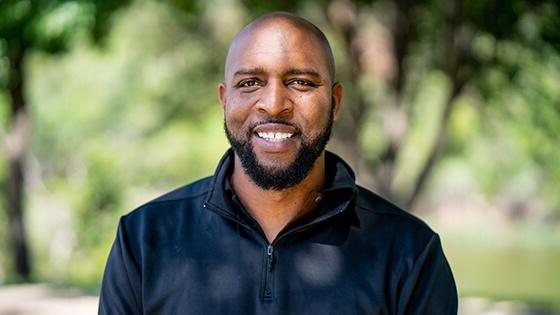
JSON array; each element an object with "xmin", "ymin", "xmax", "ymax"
[{"xmin": 218, "ymin": 14, "xmax": 344, "ymax": 242}]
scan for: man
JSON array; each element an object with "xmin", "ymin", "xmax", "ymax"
[{"xmin": 99, "ymin": 12, "xmax": 457, "ymax": 314}]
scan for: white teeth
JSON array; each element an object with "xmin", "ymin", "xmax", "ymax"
[{"xmin": 257, "ymin": 132, "xmax": 293, "ymax": 141}]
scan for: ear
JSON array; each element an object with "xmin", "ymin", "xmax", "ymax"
[
  {"xmin": 218, "ymin": 82, "xmax": 227, "ymax": 112},
  {"xmin": 331, "ymin": 82, "xmax": 344, "ymax": 121}
]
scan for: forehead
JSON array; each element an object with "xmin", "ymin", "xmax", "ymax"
[{"xmin": 225, "ymin": 22, "xmax": 330, "ymax": 80}]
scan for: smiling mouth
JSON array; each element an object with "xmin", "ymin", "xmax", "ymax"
[
  {"xmin": 256, "ymin": 132, "xmax": 294, "ymax": 142},
  {"xmin": 252, "ymin": 122, "xmax": 298, "ymax": 143}
]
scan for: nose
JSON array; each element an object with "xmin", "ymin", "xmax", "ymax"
[{"xmin": 256, "ymin": 79, "xmax": 292, "ymax": 117}]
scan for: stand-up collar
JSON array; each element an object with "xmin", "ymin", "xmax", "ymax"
[{"xmin": 204, "ymin": 149, "xmax": 357, "ymax": 222}]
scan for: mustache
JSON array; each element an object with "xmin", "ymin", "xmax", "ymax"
[{"xmin": 248, "ymin": 119, "xmax": 301, "ymax": 133}]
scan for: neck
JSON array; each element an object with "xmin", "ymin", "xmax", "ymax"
[{"xmin": 231, "ymin": 153, "xmax": 326, "ymax": 243}]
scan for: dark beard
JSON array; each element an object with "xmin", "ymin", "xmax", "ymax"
[{"xmin": 225, "ymin": 108, "xmax": 334, "ymax": 190}]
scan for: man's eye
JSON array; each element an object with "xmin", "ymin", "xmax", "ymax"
[
  {"xmin": 238, "ymin": 80, "xmax": 260, "ymax": 88},
  {"xmin": 289, "ymin": 79, "xmax": 315, "ymax": 87},
  {"xmin": 287, "ymin": 79, "xmax": 317, "ymax": 91}
]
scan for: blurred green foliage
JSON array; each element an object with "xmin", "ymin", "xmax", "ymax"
[
  {"xmin": 0, "ymin": 0, "xmax": 559, "ymax": 307},
  {"xmin": 18, "ymin": 0, "xmax": 230, "ymax": 286}
]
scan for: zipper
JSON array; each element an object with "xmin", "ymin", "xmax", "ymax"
[
  {"xmin": 263, "ymin": 244, "xmax": 274, "ymax": 299},
  {"xmin": 205, "ymin": 199, "xmax": 352, "ymax": 301},
  {"xmin": 205, "ymin": 202, "xmax": 278, "ymax": 300},
  {"xmin": 258, "ymin": 202, "xmax": 350, "ymax": 300}
]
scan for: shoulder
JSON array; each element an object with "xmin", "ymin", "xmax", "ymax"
[
  {"xmin": 148, "ymin": 176, "xmax": 212, "ymax": 205},
  {"xmin": 122, "ymin": 176, "xmax": 213, "ymax": 223},
  {"xmin": 355, "ymin": 186, "xmax": 430, "ymax": 226},
  {"xmin": 353, "ymin": 185, "xmax": 436, "ymax": 243}
]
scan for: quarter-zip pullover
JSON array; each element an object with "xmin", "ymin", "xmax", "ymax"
[{"xmin": 99, "ymin": 150, "xmax": 457, "ymax": 314}]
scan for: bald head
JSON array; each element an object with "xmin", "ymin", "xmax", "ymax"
[{"xmin": 224, "ymin": 12, "xmax": 336, "ymax": 83}]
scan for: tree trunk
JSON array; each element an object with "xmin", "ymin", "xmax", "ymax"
[
  {"xmin": 326, "ymin": 1, "xmax": 368, "ymax": 174},
  {"xmin": 5, "ymin": 45, "xmax": 31, "ymax": 280},
  {"xmin": 376, "ymin": 0, "xmax": 414, "ymax": 200},
  {"xmin": 405, "ymin": 0, "xmax": 466, "ymax": 209}
]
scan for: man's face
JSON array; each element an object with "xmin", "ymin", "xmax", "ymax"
[{"xmin": 219, "ymin": 20, "xmax": 343, "ymax": 190}]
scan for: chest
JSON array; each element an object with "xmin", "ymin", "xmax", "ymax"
[{"xmin": 139, "ymin": 227, "xmax": 403, "ymax": 315}]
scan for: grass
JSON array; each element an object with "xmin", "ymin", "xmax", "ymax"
[{"xmin": 440, "ymin": 221, "xmax": 560, "ymax": 309}]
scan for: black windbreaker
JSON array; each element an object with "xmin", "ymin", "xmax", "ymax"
[{"xmin": 99, "ymin": 150, "xmax": 458, "ymax": 314}]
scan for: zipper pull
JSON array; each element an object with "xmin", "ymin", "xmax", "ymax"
[{"xmin": 267, "ymin": 245, "xmax": 274, "ymax": 271}]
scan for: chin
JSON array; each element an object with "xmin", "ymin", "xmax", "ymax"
[{"xmin": 255, "ymin": 154, "xmax": 297, "ymax": 171}]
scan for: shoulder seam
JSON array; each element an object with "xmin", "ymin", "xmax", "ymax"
[
  {"xmin": 356, "ymin": 203, "xmax": 432, "ymax": 230},
  {"xmin": 144, "ymin": 189, "xmax": 209, "ymax": 207},
  {"xmin": 124, "ymin": 188, "xmax": 210, "ymax": 220}
]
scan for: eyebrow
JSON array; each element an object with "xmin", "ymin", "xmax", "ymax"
[
  {"xmin": 233, "ymin": 67, "xmax": 322, "ymax": 79},
  {"xmin": 233, "ymin": 67, "xmax": 266, "ymax": 77},
  {"xmin": 285, "ymin": 68, "xmax": 321, "ymax": 79}
]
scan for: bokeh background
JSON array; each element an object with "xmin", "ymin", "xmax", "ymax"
[{"xmin": 1, "ymin": 0, "xmax": 559, "ymax": 314}]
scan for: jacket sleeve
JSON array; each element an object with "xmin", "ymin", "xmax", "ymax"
[
  {"xmin": 98, "ymin": 217, "xmax": 142, "ymax": 315},
  {"xmin": 397, "ymin": 234, "xmax": 458, "ymax": 315}
]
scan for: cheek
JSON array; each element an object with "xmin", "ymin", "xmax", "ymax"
[
  {"xmin": 225, "ymin": 95, "xmax": 254, "ymax": 123},
  {"xmin": 297, "ymin": 95, "xmax": 331, "ymax": 129},
  {"xmin": 224, "ymin": 102, "xmax": 259, "ymax": 138}
]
